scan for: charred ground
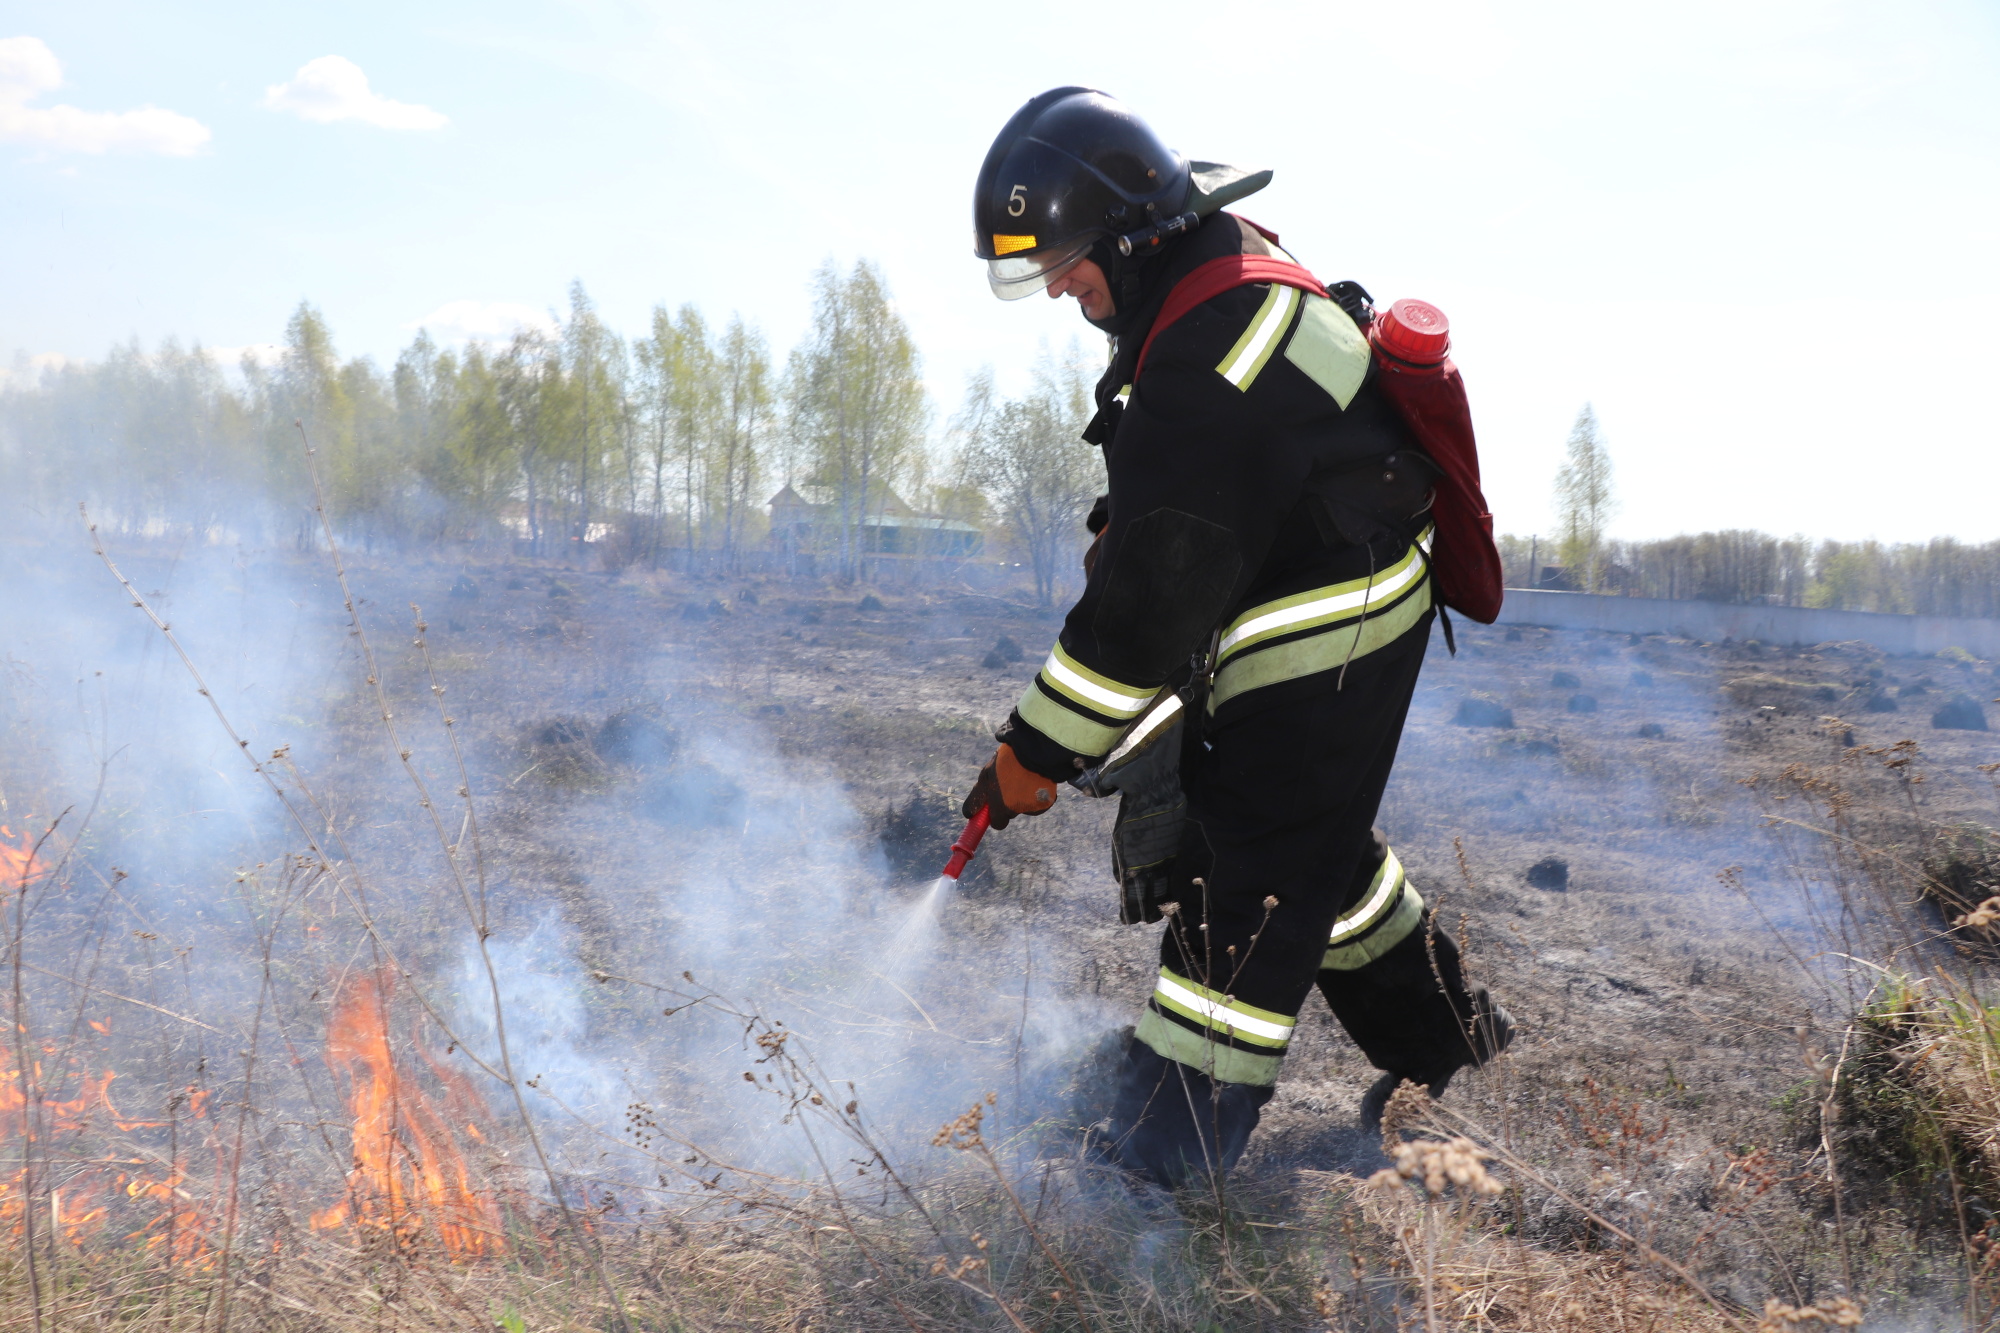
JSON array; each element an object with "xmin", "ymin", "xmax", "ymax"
[
  {"xmin": 354, "ymin": 555, "xmax": 1999, "ymax": 1303},
  {"xmin": 6, "ymin": 539, "xmax": 1999, "ymax": 1329}
]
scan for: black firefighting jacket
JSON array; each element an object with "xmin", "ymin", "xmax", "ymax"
[{"xmin": 1000, "ymin": 215, "xmax": 1436, "ymax": 781}]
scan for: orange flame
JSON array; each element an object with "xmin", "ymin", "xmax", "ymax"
[
  {"xmin": 0, "ymin": 1036, "xmax": 216, "ymax": 1261},
  {"xmin": 0, "ymin": 826, "xmax": 40, "ymax": 887},
  {"xmin": 309, "ymin": 973, "xmax": 503, "ymax": 1257}
]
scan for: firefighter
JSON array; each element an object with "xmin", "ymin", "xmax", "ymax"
[{"xmin": 960, "ymin": 88, "xmax": 1513, "ymax": 1190}]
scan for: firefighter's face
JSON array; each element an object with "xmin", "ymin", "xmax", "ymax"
[{"xmin": 1045, "ymin": 258, "xmax": 1114, "ymax": 320}]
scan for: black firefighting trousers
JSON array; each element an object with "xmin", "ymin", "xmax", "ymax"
[{"xmin": 1100, "ymin": 611, "xmax": 1492, "ymax": 1190}]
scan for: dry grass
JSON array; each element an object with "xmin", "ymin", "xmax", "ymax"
[{"xmin": 9, "ymin": 492, "xmax": 2000, "ymax": 1328}]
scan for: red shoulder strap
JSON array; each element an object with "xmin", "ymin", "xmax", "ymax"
[{"xmin": 1132, "ymin": 255, "xmax": 1329, "ymax": 383}]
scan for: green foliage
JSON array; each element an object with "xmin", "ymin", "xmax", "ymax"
[
  {"xmin": 1848, "ymin": 975, "xmax": 2000, "ymax": 1196},
  {"xmin": 0, "ymin": 286, "xmax": 790, "ymax": 567},
  {"xmin": 954, "ymin": 342, "xmax": 1104, "ymax": 608},
  {"xmin": 1553, "ymin": 402, "xmax": 1616, "ymax": 591},
  {"xmin": 1499, "ymin": 523, "xmax": 2000, "ymax": 614},
  {"xmin": 783, "ymin": 260, "xmax": 928, "ymax": 579}
]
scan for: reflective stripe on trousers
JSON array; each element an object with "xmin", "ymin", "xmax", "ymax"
[
  {"xmin": 1135, "ymin": 966, "xmax": 1294, "ymax": 1087},
  {"xmin": 1322, "ymin": 845, "xmax": 1425, "ymax": 971}
]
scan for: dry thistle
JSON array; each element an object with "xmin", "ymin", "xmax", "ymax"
[
  {"xmin": 1952, "ymin": 895, "xmax": 2000, "ymax": 930},
  {"xmin": 932, "ymin": 1093, "xmax": 997, "ymax": 1151},
  {"xmin": 1377, "ymin": 1077, "xmax": 1436, "ymax": 1142},
  {"xmin": 1367, "ymin": 1136, "xmax": 1503, "ymax": 1197},
  {"xmin": 1757, "ymin": 1295, "xmax": 1864, "ymax": 1329}
]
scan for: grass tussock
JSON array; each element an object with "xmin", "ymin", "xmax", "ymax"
[{"xmin": 1856, "ymin": 973, "xmax": 2000, "ymax": 1194}]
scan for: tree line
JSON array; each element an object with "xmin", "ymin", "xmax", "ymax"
[
  {"xmin": 0, "ymin": 261, "xmax": 1104, "ymax": 603},
  {"xmin": 1512, "ymin": 403, "xmax": 2000, "ymax": 617},
  {"xmin": 10, "ymin": 296, "xmax": 1992, "ymax": 619}
]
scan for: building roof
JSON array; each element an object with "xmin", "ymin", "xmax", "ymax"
[{"xmin": 769, "ymin": 481, "xmax": 972, "ymax": 529}]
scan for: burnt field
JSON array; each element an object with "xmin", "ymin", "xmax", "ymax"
[{"xmin": 4, "ymin": 537, "xmax": 1999, "ymax": 1330}]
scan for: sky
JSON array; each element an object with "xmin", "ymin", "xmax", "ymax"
[{"xmin": 2, "ymin": 0, "xmax": 1997, "ymax": 543}]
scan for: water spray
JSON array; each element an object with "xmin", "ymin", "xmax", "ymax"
[{"xmin": 884, "ymin": 805, "xmax": 990, "ymax": 963}]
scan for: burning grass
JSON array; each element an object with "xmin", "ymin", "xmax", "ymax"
[
  {"xmin": 307, "ymin": 973, "xmax": 508, "ymax": 1258},
  {"xmin": 6, "ymin": 482, "xmax": 2000, "ymax": 1326}
]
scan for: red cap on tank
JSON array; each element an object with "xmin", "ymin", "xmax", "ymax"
[{"xmin": 1375, "ymin": 298, "xmax": 1451, "ymax": 365}]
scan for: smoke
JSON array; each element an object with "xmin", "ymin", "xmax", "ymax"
[
  {"xmin": 0, "ymin": 516, "xmax": 343, "ymax": 923},
  {"xmin": 0, "ymin": 476, "xmax": 1136, "ymax": 1240},
  {"xmin": 431, "ymin": 664, "xmax": 1122, "ymax": 1191}
]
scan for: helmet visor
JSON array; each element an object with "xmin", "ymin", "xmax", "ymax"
[{"xmin": 986, "ymin": 236, "xmax": 1095, "ymax": 301}]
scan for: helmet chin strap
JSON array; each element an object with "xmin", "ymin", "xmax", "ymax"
[{"xmin": 1085, "ymin": 231, "xmax": 1185, "ymax": 339}]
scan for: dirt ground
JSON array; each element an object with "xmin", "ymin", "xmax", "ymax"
[
  {"xmin": 17, "ymin": 539, "xmax": 2000, "ymax": 1324},
  {"xmin": 299, "ymin": 554, "xmax": 1995, "ymax": 1297}
]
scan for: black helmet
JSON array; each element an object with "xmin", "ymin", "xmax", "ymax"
[{"xmin": 973, "ymin": 88, "xmax": 1273, "ymax": 301}]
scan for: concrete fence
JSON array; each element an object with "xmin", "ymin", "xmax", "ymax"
[{"xmin": 1495, "ymin": 588, "xmax": 2000, "ymax": 658}]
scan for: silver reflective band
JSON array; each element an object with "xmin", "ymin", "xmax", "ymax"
[{"xmin": 986, "ymin": 237, "xmax": 1094, "ymax": 301}]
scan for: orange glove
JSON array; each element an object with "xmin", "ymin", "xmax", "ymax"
[{"xmin": 962, "ymin": 743, "xmax": 1059, "ymax": 830}]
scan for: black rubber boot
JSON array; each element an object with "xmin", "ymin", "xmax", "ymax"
[
  {"xmin": 1356, "ymin": 989, "xmax": 1514, "ymax": 1137},
  {"xmin": 1100, "ymin": 1038, "xmax": 1274, "ymax": 1191}
]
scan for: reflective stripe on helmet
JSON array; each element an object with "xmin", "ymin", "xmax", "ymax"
[{"xmin": 1208, "ymin": 534, "xmax": 1434, "ymax": 711}]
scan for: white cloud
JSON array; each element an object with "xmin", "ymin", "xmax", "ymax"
[
  {"xmin": 205, "ymin": 343, "xmax": 284, "ymax": 369},
  {"xmin": 1, "ymin": 351, "xmax": 73, "ymax": 389},
  {"xmin": 264, "ymin": 56, "xmax": 447, "ymax": 130},
  {"xmin": 409, "ymin": 300, "xmax": 557, "ymax": 344},
  {"xmin": 0, "ymin": 36, "xmax": 210, "ymax": 156}
]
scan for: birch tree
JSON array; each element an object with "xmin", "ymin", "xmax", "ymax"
[
  {"xmin": 559, "ymin": 281, "xmax": 627, "ymax": 557},
  {"xmin": 714, "ymin": 317, "xmax": 772, "ymax": 568},
  {"xmin": 1555, "ymin": 403, "xmax": 1616, "ymax": 592},
  {"xmin": 959, "ymin": 344, "xmax": 1104, "ymax": 607},
  {"xmin": 785, "ymin": 260, "xmax": 927, "ymax": 579}
]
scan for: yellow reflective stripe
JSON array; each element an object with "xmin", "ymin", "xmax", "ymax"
[
  {"xmin": 1151, "ymin": 969, "xmax": 1294, "ymax": 1048},
  {"xmin": 1016, "ymin": 681, "xmax": 1129, "ymax": 758},
  {"xmin": 1103, "ymin": 693, "xmax": 1182, "ymax": 768},
  {"xmin": 1216, "ymin": 284, "xmax": 1299, "ymax": 390},
  {"xmin": 1135, "ymin": 1008, "xmax": 1286, "ymax": 1086},
  {"xmin": 1217, "ymin": 533, "xmax": 1432, "ymax": 664},
  {"xmin": 1322, "ymin": 879, "xmax": 1425, "ymax": 972},
  {"xmin": 1209, "ymin": 576, "xmax": 1431, "ymax": 710},
  {"xmin": 1037, "ymin": 643, "xmax": 1155, "ymax": 719},
  {"xmin": 1328, "ymin": 848, "xmax": 1405, "ymax": 944}
]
